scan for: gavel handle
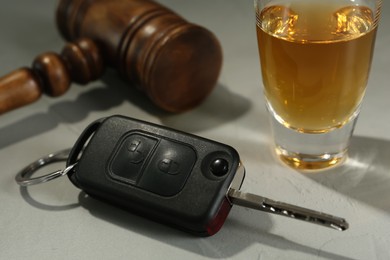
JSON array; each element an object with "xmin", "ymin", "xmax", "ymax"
[
  {"xmin": 0, "ymin": 38, "xmax": 104, "ymax": 115},
  {"xmin": 0, "ymin": 68, "xmax": 42, "ymax": 113}
]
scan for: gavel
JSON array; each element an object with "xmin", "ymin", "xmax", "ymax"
[{"xmin": 0, "ymin": 0, "xmax": 222, "ymax": 114}]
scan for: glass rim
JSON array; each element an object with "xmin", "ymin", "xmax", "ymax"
[{"xmin": 254, "ymin": 0, "xmax": 383, "ymax": 44}]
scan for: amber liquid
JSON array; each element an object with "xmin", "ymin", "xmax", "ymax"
[{"xmin": 256, "ymin": 2, "xmax": 378, "ymax": 133}]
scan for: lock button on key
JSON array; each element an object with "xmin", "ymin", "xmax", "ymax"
[{"xmin": 109, "ymin": 133, "xmax": 158, "ymax": 184}]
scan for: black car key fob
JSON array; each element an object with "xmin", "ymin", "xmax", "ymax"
[
  {"xmin": 16, "ymin": 115, "xmax": 348, "ymax": 236},
  {"xmin": 66, "ymin": 115, "xmax": 244, "ymax": 236}
]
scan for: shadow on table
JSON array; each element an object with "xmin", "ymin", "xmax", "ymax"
[
  {"xmin": 304, "ymin": 136, "xmax": 390, "ymax": 212},
  {"xmin": 0, "ymin": 69, "xmax": 250, "ymax": 149},
  {"xmin": 0, "ymin": 86, "xmax": 121, "ymax": 148},
  {"xmin": 18, "ymin": 168, "xmax": 354, "ymax": 259},
  {"xmin": 74, "ymin": 191, "xmax": 355, "ymax": 259},
  {"xmin": 17, "ymin": 170, "xmax": 354, "ymax": 259},
  {"xmin": 156, "ymin": 85, "xmax": 254, "ymax": 133}
]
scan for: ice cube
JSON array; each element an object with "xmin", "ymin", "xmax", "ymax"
[
  {"xmin": 258, "ymin": 5, "xmax": 298, "ymax": 38},
  {"xmin": 333, "ymin": 6, "xmax": 374, "ymax": 36}
]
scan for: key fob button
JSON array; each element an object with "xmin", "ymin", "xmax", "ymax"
[
  {"xmin": 127, "ymin": 140, "xmax": 146, "ymax": 163},
  {"xmin": 158, "ymin": 158, "xmax": 180, "ymax": 175},
  {"xmin": 201, "ymin": 151, "xmax": 233, "ymax": 180},
  {"xmin": 127, "ymin": 141, "xmax": 145, "ymax": 164},
  {"xmin": 109, "ymin": 134, "xmax": 158, "ymax": 184},
  {"xmin": 210, "ymin": 158, "xmax": 229, "ymax": 177},
  {"xmin": 137, "ymin": 139, "xmax": 196, "ymax": 196}
]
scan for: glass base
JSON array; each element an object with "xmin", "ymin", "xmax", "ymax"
[
  {"xmin": 267, "ymin": 102, "xmax": 358, "ymax": 171},
  {"xmin": 275, "ymin": 145, "xmax": 347, "ymax": 170}
]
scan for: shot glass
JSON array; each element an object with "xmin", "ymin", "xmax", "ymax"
[{"xmin": 254, "ymin": 0, "xmax": 382, "ymax": 170}]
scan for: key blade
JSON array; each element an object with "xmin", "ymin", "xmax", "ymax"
[{"xmin": 228, "ymin": 189, "xmax": 349, "ymax": 231}]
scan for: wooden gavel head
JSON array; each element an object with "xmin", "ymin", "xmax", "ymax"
[
  {"xmin": 0, "ymin": 0, "xmax": 222, "ymax": 114},
  {"xmin": 57, "ymin": 0, "xmax": 223, "ymax": 112}
]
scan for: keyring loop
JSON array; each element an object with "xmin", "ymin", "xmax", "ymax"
[{"xmin": 15, "ymin": 148, "xmax": 77, "ymax": 186}]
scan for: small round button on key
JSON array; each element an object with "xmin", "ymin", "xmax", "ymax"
[{"xmin": 210, "ymin": 158, "xmax": 229, "ymax": 177}]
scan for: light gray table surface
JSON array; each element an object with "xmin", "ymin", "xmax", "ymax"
[{"xmin": 1, "ymin": 1, "xmax": 389, "ymax": 259}]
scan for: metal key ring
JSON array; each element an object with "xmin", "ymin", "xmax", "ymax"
[{"xmin": 15, "ymin": 148, "xmax": 77, "ymax": 186}]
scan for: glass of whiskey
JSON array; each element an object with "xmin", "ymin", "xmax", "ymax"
[{"xmin": 254, "ymin": 0, "xmax": 382, "ymax": 170}]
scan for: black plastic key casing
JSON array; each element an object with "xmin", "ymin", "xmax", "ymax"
[{"xmin": 67, "ymin": 115, "xmax": 243, "ymax": 236}]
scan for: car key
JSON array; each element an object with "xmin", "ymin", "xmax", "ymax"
[{"xmin": 16, "ymin": 115, "xmax": 348, "ymax": 236}]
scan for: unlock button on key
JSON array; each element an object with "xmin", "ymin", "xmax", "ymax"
[
  {"xmin": 158, "ymin": 159, "xmax": 180, "ymax": 175},
  {"xmin": 138, "ymin": 139, "xmax": 196, "ymax": 196}
]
